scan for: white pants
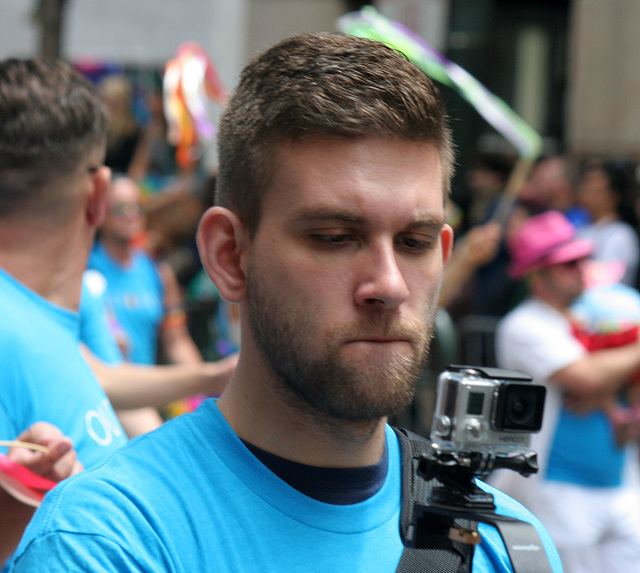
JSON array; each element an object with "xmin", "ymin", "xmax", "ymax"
[{"xmin": 519, "ymin": 480, "xmax": 640, "ymax": 573}]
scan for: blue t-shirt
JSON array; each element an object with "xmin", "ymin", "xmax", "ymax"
[
  {"xmin": 546, "ymin": 282, "xmax": 640, "ymax": 487},
  {"xmin": 88, "ymin": 242, "xmax": 164, "ymax": 364},
  {"xmin": 547, "ymin": 408, "xmax": 623, "ymax": 486},
  {"xmin": 498, "ymin": 297, "xmax": 628, "ymax": 488},
  {"xmin": 0, "ymin": 268, "xmax": 127, "ymax": 572},
  {"xmin": 0, "ymin": 267, "xmax": 126, "ymax": 468},
  {"xmin": 12, "ymin": 400, "xmax": 562, "ymax": 572},
  {"xmin": 79, "ymin": 271, "xmax": 124, "ymax": 365}
]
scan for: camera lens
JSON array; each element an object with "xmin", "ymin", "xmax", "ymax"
[
  {"xmin": 507, "ymin": 394, "xmax": 533, "ymax": 424},
  {"xmin": 495, "ymin": 383, "xmax": 545, "ymax": 432}
]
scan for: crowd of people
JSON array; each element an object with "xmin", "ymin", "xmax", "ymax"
[
  {"xmin": 444, "ymin": 152, "xmax": 640, "ymax": 573},
  {"xmin": 3, "ymin": 26, "xmax": 640, "ymax": 573},
  {"xmin": 446, "ymin": 153, "xmax": 640, "ymax": 318}
]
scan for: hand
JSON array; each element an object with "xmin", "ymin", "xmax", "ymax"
[
  {"xmin": 459, "ymin": 222, "xmax": 502, "ymax": 268},
  {"xmin": 201, "ymin": 354, "xmax": 238, "ymax": 396},
  {"xmin": 0, "ymin": 423, "xmax": 82, "ymax": 562},
  {"xmin": 8, "ymin": 422, "xmax": 83, "ymax": 483},
  {"xmin": 609, "ymin": 403, "xmax": 640, "ymax": 446}
]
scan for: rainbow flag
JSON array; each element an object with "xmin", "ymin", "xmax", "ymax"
[{"xmin": 337, "ymin": 7, "xmax": 543, "ymax": 160}]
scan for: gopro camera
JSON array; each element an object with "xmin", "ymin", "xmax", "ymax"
[{"xmin": 430, "ymin": 365, "xmax": 546, "ymax": 454}]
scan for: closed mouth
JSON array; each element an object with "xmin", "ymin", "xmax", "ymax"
[{"xmin": 347, "ymin": 337, "xmax": 409, "ymax": 344}]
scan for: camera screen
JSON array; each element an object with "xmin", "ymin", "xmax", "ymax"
[{"xmin": 467, "ymin": 392, "xmax": 485, "ymax": 415}]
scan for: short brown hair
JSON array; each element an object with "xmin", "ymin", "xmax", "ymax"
[
  {"xmin": 0, "ymin": 58, "xmax": 108, "ymax": 217},
  {"xmin": 216, "ymin": 32, "xmax": 454, "ymax": 233}
]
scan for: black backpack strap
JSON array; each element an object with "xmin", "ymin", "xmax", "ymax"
[{"xmin": 393, "ymin": 427, "xmax": 474, "ymax": 573}]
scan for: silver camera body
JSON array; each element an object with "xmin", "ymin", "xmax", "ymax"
[{"xmin": 430, "ymin": 365, "xmax": 546, "ymax": 455}]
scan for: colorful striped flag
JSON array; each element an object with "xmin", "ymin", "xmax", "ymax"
[{"xmin": 337, "ymin": 7, "xmax": 543, "ymax": 160}]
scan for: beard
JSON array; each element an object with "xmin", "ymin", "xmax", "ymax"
[{"xmin": 246, "ymin": 266, "xmax": 438, "ymax": 422}]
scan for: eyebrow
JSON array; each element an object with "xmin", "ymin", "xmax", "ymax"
[
  {"xmin": 290, "ymin": 209, "xmax": 366, "ymax": 227},
  {"xmin": 405, "ymin": 216, "xmax": 448, "ymax": 231},
  {"xmin": 289, "ymin": 208, "xmax": 447, "ymax": 231}
]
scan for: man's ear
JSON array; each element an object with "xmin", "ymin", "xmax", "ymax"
[
  {"xmin": 197, "ymin": 206, "xmax": 250, "ymax": 303},
  {"xmin": 441, "ymin": 223, "xmax": 454, "ymax": 266},
  {"xmin": 86, "ymin": 166, "xmax": 111, "ymax": 227}
]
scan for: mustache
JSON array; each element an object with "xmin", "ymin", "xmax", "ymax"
[{"xmin": 333, "ymin": 315, "xmax": 434, "ymax": 344}]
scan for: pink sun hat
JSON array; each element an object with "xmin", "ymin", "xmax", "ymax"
[{"xmin": 508, "ymin": 210, "xmax": 594, "ymax": 279}]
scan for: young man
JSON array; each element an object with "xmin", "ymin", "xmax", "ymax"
[
  {"xmin": 12, "ymin": 34, "xmax": 561, "ymax": 572},
  {"xmin": 493, "ymin": 210, "xmax": 640, "ymax": 573},
  {"xmin": 0, "ymin": 58, "xmax": 128, "ymax": 565},
  {"xmin": 86, "ymin": 174, "xmax": 217, "ymax": 431},
  {"xmin": 89, "ymin": 175, "xmax": 202, "ymax": 366}
]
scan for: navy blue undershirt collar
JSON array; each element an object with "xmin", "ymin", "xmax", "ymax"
[{"xmin": 242, "ymin": 439, "xmax": 389, "ymax": 505}]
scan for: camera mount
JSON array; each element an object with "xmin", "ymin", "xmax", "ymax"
[{"xmin": 406, "ymin": 445, "xmax": 553, "ymax": 573}]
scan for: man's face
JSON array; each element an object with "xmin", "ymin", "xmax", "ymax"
[
  {"xmin": 577, "ymin": 168, "xmax": 615, "ymax": 216},
  {"xmin": 540, "ymin": 258, "xmax": 587, "ymax": 307},
  {"xmin": 101, "ymin": 178, "xmax": 144, "ymax": 243},
  {"xmin": 244, "ymin": 135, "xmax": 452, "ymax": 421}
]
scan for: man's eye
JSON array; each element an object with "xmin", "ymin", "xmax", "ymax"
[
  {"xmin": 397, "ymin": 236, "xmax": 433, "ymax": 251},
  {"xmin": 310, "ymin": 233, "xmax": 354, "ymax": 245}
]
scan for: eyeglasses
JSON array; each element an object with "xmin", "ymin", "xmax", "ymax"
[
  {"xmin": 554, "ymin": 259, "xmax": 584, "ymax": 270},
  {"xmin": 109, "ymin": 202, "xmax": 146, "ymax": 217}
]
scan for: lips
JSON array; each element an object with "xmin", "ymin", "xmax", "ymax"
[
  {"xmin": 344, "ymin": 337, "xmax": 412, "ymax": 348},
  {"xmin": 337, "ymin": 319, "xmax": 424, "ymax": 348},
  {"xmin": 350, "ymin": 337, "xmax": 408, "ymax": 343}
]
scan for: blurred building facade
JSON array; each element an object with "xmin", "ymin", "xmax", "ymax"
[{"xmin": 0, "ymin": 0, "xmax": 636, "ymax": 169}]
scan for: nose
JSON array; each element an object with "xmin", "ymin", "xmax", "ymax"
[{"xmin": 353, "ymin": 243, "xmax": 410, "ymax": 309}]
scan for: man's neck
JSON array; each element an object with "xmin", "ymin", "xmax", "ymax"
[
  {"xmin": 532, "ymin": 292, "xmax": 573, "ymax": 319},
  {"xmin": 0, "ymin": 220, "xmax": 91, "ymax": 311},
  {"xmin": 591, "ymin": 210, "xmax": 617, "ymax": 224},
  {"xmin": 217, "ymin": 349, "xmax": 388, "ymax": 469},
  {"xmin": 100, "ymin": 235, "xmax": 133, "ymax": 265}
]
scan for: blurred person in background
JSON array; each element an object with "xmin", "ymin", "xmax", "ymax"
[
  {"xmin": 464, "ymin": 155, "xmax": 590, "ymax": 318},
  {"xmin": 127, "ymin": 80, "xmax": 178, "ymax": 189},
  {"xmin": 88, "ymin": 174, "xmax": 210, "ymax": 421},
  {"xmin": 493, "ymin": 210, "xmax": 640, "ymax": 573},
  {"xmin": 99, "ymin": 74, "xmax": 143, "ymax": 175},
  {"xmin": 89, "ymin": 174, "xmax": 202, "ymax": 368},
  {"xmin": 443, "ymin": 152, "xmax": 512, "ymax": 316},
  {"xmin": 577, "ymin": 157, "xmax": 640, "ymax": 287},
  {"xmin": 519, "ymin": 155, "xmax": 590, "ymax": 228},
  {"xmin": 79, "ymin": 270, "xmax": 236, "ymax": 436},
  {"xmin": 439, "ymin": 219, "xmax": 502, "ymax": 309},
  {"xmin": 464, "ymin": 151, "xmax": 514, "ymax": 228},
  {"xmin": 0, "ymin": 57, "xmax": 127, "ymax": 567}
]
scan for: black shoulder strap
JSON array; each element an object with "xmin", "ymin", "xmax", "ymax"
[{"xmin": 393, "ymin": 427, "xmax": 474, "ymax": 573}]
